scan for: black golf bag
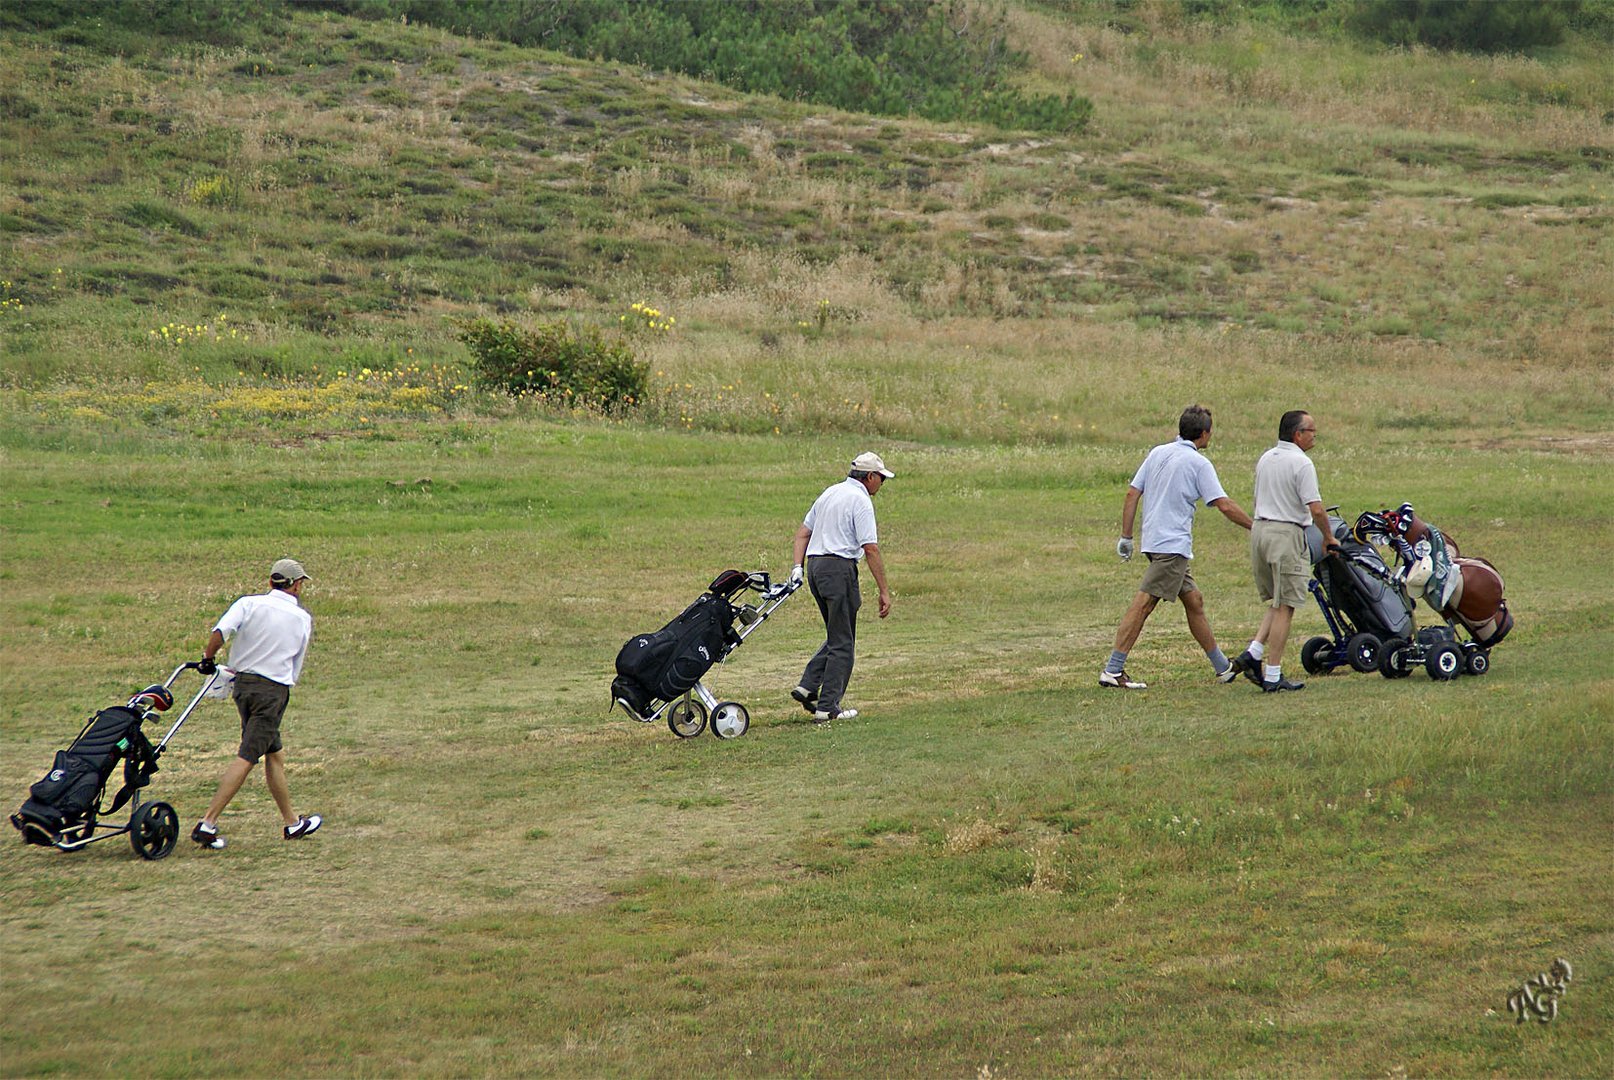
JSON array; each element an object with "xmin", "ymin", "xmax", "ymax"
[
  {"xmin": 12, "ymin": 705, "xmax": 159, "ymax": 846},
  {"xmin": 611, "ymin": 570, "xmax": 751, "ymax": 719},
  {"xmin": 1299, "ymin": 512, "xmax": 1415, "ymax": 675}
]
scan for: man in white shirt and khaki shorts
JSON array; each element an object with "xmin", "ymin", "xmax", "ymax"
[
  {"xmin": 191, "ymin": 558, "xmax": 322, "ymax": 849},
  {"xmin": 1235, "ymin": 412, "xmax": 1340, "ymax": 692}
]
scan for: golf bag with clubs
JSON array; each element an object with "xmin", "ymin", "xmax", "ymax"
[
  {"xmin": 611, "ymin": 569, "xmax": 801, "ymax": 739},
  {"xmin": 1298, "ymin": 509, "xmax": 1416, "ymax": 676},
  {"xmin": 10, "ymin": 663, "xmax": 216, "ymax": 859},
  {"xmin": 1353, "ymin": 503, "xmax": 1512, "ymax": 678}
]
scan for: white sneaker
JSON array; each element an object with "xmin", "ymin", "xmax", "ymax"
[
  {"xmin": 1098, "ymin": 669, "xmax": 1147, "ymax": 689},
  {"xmin": 811, "ymin": 707, "xmax": 858, "ymax": 723},
  {"xmin": 191, "ymin": 822, "xmax": 227, "ymax": 849},
  {"xmin": 284, "ymin": 814, "xmax": 322, "ymax": 840}
]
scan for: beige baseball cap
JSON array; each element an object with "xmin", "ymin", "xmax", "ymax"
[
  {"xmin": 270, "ymin": 558, "xmax": 310, "ymax": 584},
  {"xmin": 851, "ymin": 451, "xmax": 894, "ymax": 478}
]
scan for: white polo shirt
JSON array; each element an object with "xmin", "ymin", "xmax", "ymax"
[
  {"xmin": 803, "ymin": 478, "xmax": 878, "ymax": 560},
  {"xmin": 1253, "ymin": 440, "xmax": 1321, "ymax": 525},
  {"xmin": 214, "ymin": 588, "xmax": 313, "ymax": 686},
  {"xmin": 1131, "ymin": 438, "xmax": 1228, "ymax": 559}
]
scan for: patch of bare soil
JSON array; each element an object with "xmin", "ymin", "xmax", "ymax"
[{"xmin": 1476, "ymin": 434, "xmax": 1614, "ymax": 456}]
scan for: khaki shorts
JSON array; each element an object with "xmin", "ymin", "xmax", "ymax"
[
  {"xmin": 1252, "ymin": 520, "xmax": 1309, "ymax": 608},
  {"xmin": 1139, "ymin": 553, "xmax": 1196, "ymax": 601},
  {"xmin": 234, "ymin": 673, "xmax": 290, "ymax": 764}
]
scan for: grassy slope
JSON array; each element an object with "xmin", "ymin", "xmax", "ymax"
[{"xmin": 1, "ymin": 7, "xmax": 1611, "ymax": 1077}]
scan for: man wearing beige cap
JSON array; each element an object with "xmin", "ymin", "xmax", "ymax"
[
  {"xmin": 191, "ymin": 558, "xmax": 321, "ymax": 849},
  {"xmin": 789, "ymin": 452, "xmax": 894, "ymax": 723}
]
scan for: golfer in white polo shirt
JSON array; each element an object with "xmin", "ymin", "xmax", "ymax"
[
  {"xmin": 1233, "ymin": 410, "xmax": 1341, "ymax": 692},
  {"xmin": 789, "ymin": 452, "xmax": 894, "ymax": 724},
  {"xmin": 191, "ymin": 558, "xmax": 321, "ymax": 849}
]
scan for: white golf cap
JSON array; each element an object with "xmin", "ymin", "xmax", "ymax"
[
  {"xmin": 851, "ymin": 452, "xmax": 894, "ymax": 478},
  {"xmin": 270, "ymin": 558, "xmax": 310, "ymax": 583}
]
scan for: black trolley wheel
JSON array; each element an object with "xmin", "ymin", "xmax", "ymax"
[
  {"xmin": 667, "ymin": 698, "xmax": 708, "ymax": 738},
  {"xmin": 1425, "ymin": 642, "xmax": 1463, "ymax": 681},
  {"xmin": 1345, "ymin": 632, "xmax": 1382, "ymax": 673},
  {"xmin": 709, "ymin": 701, "xmax": 750, "ymax": 740},
  {"xmin": 1464, "ymin": 646, "xmax": 1491, "ymax": 676},
  {"xmin": 1378, "ymin": 638, "xmax": 1413, "ymax": 679},
  {"xmin": 131, "ymin": 801, "xmax": 179, "ymax": 860},
  {"xmin": 1300, "ymin": 636, "xmax": 1333, "ymax": 676}
]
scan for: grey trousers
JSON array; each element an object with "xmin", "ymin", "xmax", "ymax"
[{"xmin": 800, "ymin": 555, "xmax": 860, "ymax": 712}]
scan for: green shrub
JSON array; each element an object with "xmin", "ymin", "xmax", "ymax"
[
  {"xmin": 1, "ymin": 0, "xmax": 284, "ymax": 46},
  {"xmin": 455, "ymin": 317, "xmax": 648, "ymax": 409},
  {"xmin": 186, "ymin": 174, "xmax": 239, "ymax": 207},
  {"xmin": 324, "ymin": 0, "xmax": 1093, "ymax": 133},
  {"xmin": 0, "ymin": 91, "xmax": 40, "ymax": 119},
  {"xmin": 120, "ymin": 200, "xmax": 204, "ymax": 236},
  {"xmin": 1350, "ymin": 0, "xmax": 1573, "ymax": 53}
]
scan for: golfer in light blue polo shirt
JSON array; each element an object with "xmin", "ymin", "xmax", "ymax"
[{"xmin": 1099, "ymin": 405, "xmax": 1253, "ymax": 690}]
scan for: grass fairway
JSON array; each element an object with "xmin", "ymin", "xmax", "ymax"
[
  {"xmin": 1, "ymin": 406, "xmax": 1610, "ymax": 1076},
  {"xmin": 2, "ymin": 3, "xmax": 1612, "ymax": 1075}
]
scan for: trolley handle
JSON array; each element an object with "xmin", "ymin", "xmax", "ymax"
[{"xmin": 153, "ymin": 661, "xmax": 221, "ymax": 755}]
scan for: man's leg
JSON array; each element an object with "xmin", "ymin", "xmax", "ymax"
[
  {"xmin": 799, "ymin": 571, "xmax": 835, "ymax": 694},
  {"xmin": 201, "ymin": 757, "xmax": 254, "ymax": 826},
  {"xmin": 1112, "ymin": 592, "xmax": 1159, "ymax": 654},
  {"xmin": 1181, "ymin": 589, "xmax": 1231, "ymax": 675},
  {"xmin": 1182, "ymin": 588, "xmax": 1215, "ymax": 652},
  {"xmin": 1265, "ymin": 603, "xmax": 1296, "ymax": 671},
  {"xmin": 814, "ymin": 562, "xmax": 859, "ymax": 714},
  {"xmin": 1103, "ymin": 591, "xmax": 1157, "ymax": 682},
  {"xmin": 263, "ymin": 750, "xmax": 297, "ymax": 827}
]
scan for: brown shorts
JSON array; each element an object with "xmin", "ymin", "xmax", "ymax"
[
  {"xmin": 1252, "ymin": 520, "xmax": 1309, "ymax": 608},
  {"xmin": 234, "ymin": 673, "xmax": 290, "ymax": 764},
  {"xmin": 1139, "ymin": 553, "xmax": 1196, "ymax": 601}
]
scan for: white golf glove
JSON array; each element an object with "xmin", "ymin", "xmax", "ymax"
[
  {"xmin": 1117, "ymin": 537, "xmax": 1134, "ymax": 561},
  {"xmin": 790, "ymin": 564, "xmax": 804, "ymax": 587}
]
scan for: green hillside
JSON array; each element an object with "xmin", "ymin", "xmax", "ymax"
[{"xmin": 2, "ymin": 3, "xmax": 1610, "ymax": 432}]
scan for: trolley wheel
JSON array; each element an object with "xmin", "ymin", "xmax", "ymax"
[
  {"xmin": 710, "ymin": 701, "xmax": 750, "ymax": 740},
  {"xmin": 1464, "ymin": 646, "xmax": 1491, "ymax": 676},
  {"xmin": 130, "ymin": 801, "xmax": 178, "ymax": 860},
  {"xmin": 1425, "ymin": 642, "xmax": 1463, "ymax": 681},
  {"xmin": 666, "ymin": 698, "xmax": 708, "ymax": 738},
  {"xmin": 1346, "ymin": 632, "xmax": 1382, "ymax": 673},
  {"xmin": 1378, "ymin": 638, "xmax": 1413, "ymax": 679},
  {"xmin": 1300, "ymin": 636, "xmax": 1333, "ymax": 675}
]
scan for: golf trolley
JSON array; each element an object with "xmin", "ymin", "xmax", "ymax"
[
  {"xmin": 1297, "ymin": 509, "xmax": 1415, "ymax": 677},
  {"xmin": 1299, "ymin": 508, "xmax": 1497, "ymax": 682},
  {"xmin": 10, "ymin": 662, "xmax": 218, "ymax": 859},
  {"xmin": 612, "ymin": 570, "xmax": 802, "ymax": 740}
]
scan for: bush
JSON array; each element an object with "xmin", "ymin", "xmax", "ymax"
[
  {"xmin": 186, "ymin": 174, "xmax": 239, "ymax": 207},
  {"xmin": 455, "ymin": 317, "xmax": 648, "ymax": 409},
  {"xmin": 1, "ymin": 0, "xmax": 285, "ymax": 46},
  {"xmin": 322, "ymin": 0, "xmax": 1093, "ymax": 133},
  {"xmin": 1350, "ymin": 0, "xmax": 1574, "ymax": 53}
]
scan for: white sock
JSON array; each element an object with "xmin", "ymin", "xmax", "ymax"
[
  {"xmin": 1264, "ymin": 664, "xmax": 1282, "ymax": 683},
  {"xmin": 1248, "ymin": 641, "xmax": 1266, "ymax": 661}
]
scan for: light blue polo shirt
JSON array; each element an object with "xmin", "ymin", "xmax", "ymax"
[{"xmin": 1130, "ymin": 438, "xmax": 1228, "ymax": 558}]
